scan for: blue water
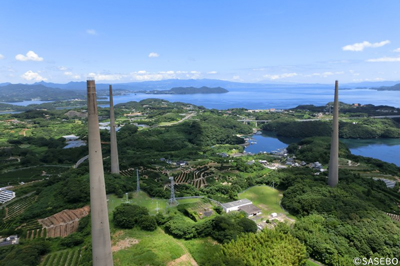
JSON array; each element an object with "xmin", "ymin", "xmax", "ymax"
[
  {"xmin": 109, "ymin": 88, "xmax": 400, "ymax": 110},
  {"xmin": 4, "ymin": 87, "xmax": 400, "ymax": 109},
  {"xmin": 245, "ymin": 133, "xmax": 400, "ymax": 166},
  {"xmin": 4, "ymin": 100, "xmax": 53, "ymax": 106}
]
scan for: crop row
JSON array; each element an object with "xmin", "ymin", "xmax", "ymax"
[
  {"xmin": 4, "ymin": 195, "xmax": 37, "ymax": 220},
  {"xmin": 41, "ymin": 248, "xmax": 82, "ymax": 266}
]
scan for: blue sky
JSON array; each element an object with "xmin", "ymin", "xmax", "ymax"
[{"xmin": 1, "ymin": 0, "xmax": 400, "ymax": 84}]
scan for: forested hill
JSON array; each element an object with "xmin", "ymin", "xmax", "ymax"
[
  {"xmin": 0, "ymin": 84, "xmax": 84, "ymax": 102},
  {"xmin": 373, "ymin": 83, "xmax": 400, "ymax": 91},
  {"xmin": 141, "ymin": 86, "xmax": 229, "ymax": 94}
]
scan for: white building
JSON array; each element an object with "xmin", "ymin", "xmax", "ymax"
[
  {"xmin": 62, "ymin": 135, "xmax": 79, "ymax": 141},
  {"xmin": 0, "ymin": 189, "xmax": 16, "ymax": 204},
  {"xmin": 221, "ymin": 199, "xmax": 252, "ymax": 213}
]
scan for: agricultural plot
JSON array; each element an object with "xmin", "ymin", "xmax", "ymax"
[
  {"xmin": 174, "ymin": 166, "xmax": 210, "ymax": 189},
  {"xmin": 0, "ymin": 166, "xmax": 68, "ymax": 187},
  {"xmin": 3, "ymin": 194, "xmax": 37, "ymax": 221},
  {"xmin": 40, "ymin": 248, "xmax": 82, "ymax": 266}
]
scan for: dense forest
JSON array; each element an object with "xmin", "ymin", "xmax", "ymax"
[{"xmin": 262, "ymin": 118, "xmax": 400, "ymax": 138}]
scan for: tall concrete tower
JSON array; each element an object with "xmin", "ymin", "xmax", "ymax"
[
  {"xmin": 87, "ymin": 80, "xmax": 114, "ymax": 266},
  {"xmin": 328, "ymin": 80, "xmax": 339, "ymax": 187},
  {"xmin": 109, "ymin": 85, "xmax": 120, "ymax": 174}
]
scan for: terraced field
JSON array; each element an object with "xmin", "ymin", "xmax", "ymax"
[{"xmin": 40, "ymin": 248, "xmax": 83, "ymax": 266}]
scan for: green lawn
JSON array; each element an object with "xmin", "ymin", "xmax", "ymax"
[
  {"xmin": 306, "ymin": 259, "xmax": 323, "ymax": 266},
  {"xmin": 238, "ymin": 185, "xmax": 296, "ymax": 219},
  {"xmin": 108, "ymin": 191, "xmax": 168, "ymax": 216}
]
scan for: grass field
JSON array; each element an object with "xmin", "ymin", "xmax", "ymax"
[
  {"xmin": 112, "ymin": 227, "xmax": 186, "ymax": 266},
  {"xmin": 107, "ymin": 191, "xmax": 203, "ymax": 216},
  {"xmin": 238, "ymin": 185, "xmax": 296, "ymax": 220},
  {"xmin": 108, "ymin": 192, "xmax": 212, "ymax": 265}
]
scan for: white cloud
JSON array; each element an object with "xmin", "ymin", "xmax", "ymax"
[
  {"xmin": 129, "ymin": 70, "xmax": 202, "ymax": 81},
  {"xmin": 393, "ymin": 48, "xmax": 400, "ymax": 52},
  {"xmin": 88, "ymin": 73, "xmax": 124, "ymax": 81},
  {"xmin": 264, "ymin": 72, "xmax": 297, "ymax": 80},
  {"xmin": 15, "ymin": 51, "xmax": 44, "ymax": 61},
  {"xmin": 58, "ymin": 66, "xmax": 68, "ymax": 71},
  {"xmin": 207, "ymin": 71, "xmax": 217, "ymax": 74},
  {"xmin": 64, "ymin": 72, "xmax": 73, "ymax": 76},
  {"xmin": 342, "ymin": 40, "xmax": 390, "ymax": 51},
  {"xmin": 148, "ymin": 52, "xmax": 159, "ymax": 58},
  {"xmin": 309, "ymin": 71, "xmax": 344, "ymax": 78},
  {"xmin": 353, "ymin": 77, "xmax": 385, "ymax": 82},
  {"xmin": 367, "ymin": 56, "xmax": 400, "ymax": 62},
  {"xmin": 86, "ymin": 29, "xmax": 97, "ymax": 35},
  {"xmin": 232, "ymin": 76, "xmax": 240, "ymax": 80},
  {"xmin": 0, "ymin": 54, "xmax": 4, "ymax": 59},
  {"xmin": 21, "ymin": 70, "xmax": 47, "ymax": 81}
]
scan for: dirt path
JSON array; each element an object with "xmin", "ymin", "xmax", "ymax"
[{"xmin": 112, "ymin": 237, "xmax": 139, "ymax": 252}]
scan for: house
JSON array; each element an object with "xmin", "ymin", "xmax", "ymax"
[
  {"xmin": 219, "ymin": 153, "xmax": 229, "ymax": 158},
  {"xmin": 238, "ymin": 204, "xmax": 262, "ymax": 217},
  {"xmin": 176, "ymin": 160, "xmax": 187, "ymax": 167},
  {"xmin": 221, "ymin": 199, "xmax": 252, "ymax": 213}
]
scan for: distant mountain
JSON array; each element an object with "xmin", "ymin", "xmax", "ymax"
[
  {"xmin": 140, "ymin": 86, "xmax": 228, "ymax": 94},
  {"xmin": 0, "ymin": 84, "xmax": 85, "ymax": 102},
  {"xmin": 0, "ymin": 82, "xmax": 11, "ymax": 87}
]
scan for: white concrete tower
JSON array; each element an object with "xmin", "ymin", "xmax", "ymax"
[
  {"xmin": 109, "ymin": 85, "xmax": 120, "ymax": 174},
  {"xmin": 87, "ymin": 80, "xmax": 114, "ymax": 266},
  {"xmin": 328, "ymin": 80, "xmax": 339, "ymax": 187}
]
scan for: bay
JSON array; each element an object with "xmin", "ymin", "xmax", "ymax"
[{"xmin": 244, "ymin": 132, "xmax": 400, "ymax": 166}]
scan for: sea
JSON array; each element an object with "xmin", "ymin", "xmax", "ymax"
[{"xmin": 4, "ymin": 87, "xmax": 400, "ymax": 165}]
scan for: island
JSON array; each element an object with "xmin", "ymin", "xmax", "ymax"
[{"xmin": 138, "ymin": 86, "xmax": 229, "ymax": 94}]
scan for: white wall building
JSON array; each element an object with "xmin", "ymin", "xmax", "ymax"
[
  {"xmin": 0, "ymin": 189, "xmax": 16, "ymax": 204},
  {"xmin": 221, "ymin": 199, "xmax": 252, "ymax": 213}
]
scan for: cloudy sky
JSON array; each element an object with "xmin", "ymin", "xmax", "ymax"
[{"xmin": 1, "ymin": 0, "xmax": 400, "ymax": 84}]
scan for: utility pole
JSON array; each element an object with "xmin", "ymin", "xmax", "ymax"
[{"xmin": 169, "ymin": 176, "xmax": 178, "ymax": 206}]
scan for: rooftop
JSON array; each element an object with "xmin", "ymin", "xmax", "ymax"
[
  {"xmin": 238, "ymin": 204, "xmax": 261, "ymax": 215},
  {"xmin": 221, "ymin": 199, "xmax": 252, "ymax": 209}
]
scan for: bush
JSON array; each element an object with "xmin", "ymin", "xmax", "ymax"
[{"xmin": 138, "ymin": 215, "xmax": 157, "ymax": 231}]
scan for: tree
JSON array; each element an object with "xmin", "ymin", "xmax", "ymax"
[
  {"xmin": 237, "ymin": 217, "xmax": 257, "ymax": 233},
  {"xmin": 113, "ymin": 204, "xmax": 149, "ymax": 229},
  {"xmin": 218, "ymin": 229, "xmax": 307, "ymax": 266}
]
